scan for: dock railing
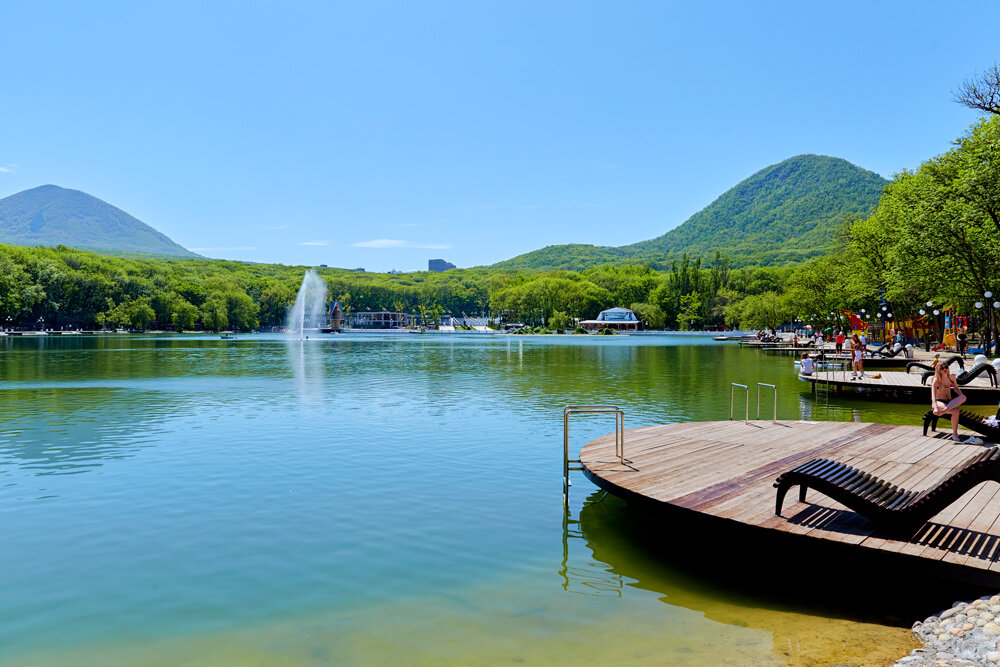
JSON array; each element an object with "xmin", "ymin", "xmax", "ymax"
[
  {"xmin": 730, "ymin": 384, "xmax": 749, "ymax": 423},
  {"xmin": 757, "ymin": 383, "xmax": 777, "ymax": 423},
  {"xmin": 563, "ymin": 405, "xmax": 624, "ymax": 506}
]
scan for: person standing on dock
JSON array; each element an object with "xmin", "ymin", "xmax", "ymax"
[
  {"xmin": 850, "ymin": 334, "xmax": 864, "ymax": 379},
  {"xmin": 931, "ymin": 359, "xmax": 967, "ymax": 442},
  {"xmin": 835, "ymin": 331, "xmax": 845, "ymax": 354}
]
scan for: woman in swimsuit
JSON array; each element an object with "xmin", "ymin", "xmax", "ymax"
[
  {"xmin": 850, "ymin": 334, "xmax": 864, "ymax": 379},
  {"xmin": 931, "ymin": 359, "xmax": 967, "ymax": 441}
]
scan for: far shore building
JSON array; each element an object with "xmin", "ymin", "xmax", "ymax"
[
  {"xmin": 428, "ymin": 259, "xmax": 456, "ymax": 272},
  {"xmin": 347, "ymin": 311, "xmax": 409, "ymax": 329},
  {"xmin": 579, "ymin": 307, "xmax": 641, "ymax": 332},
  {"xmin": 325, "ymin": 302, "xmax": 344, "ymax": 331}
]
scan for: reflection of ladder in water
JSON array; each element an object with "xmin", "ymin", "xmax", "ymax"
[
  {"xmin": 562, "ymin": 405, "xmax": 624, "ymax": 506},
  {"xmin": 560, "ymin": 498, "xmax": 623, "ymax": 597}
]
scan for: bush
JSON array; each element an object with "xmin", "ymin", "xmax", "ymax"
[
  {"xmin": 572, "ymin": 326, "xmax": 588, "ymax": 334},
  {"xmin": 597, "ymin": 327, "xmax": 617, "ymax": 335}
]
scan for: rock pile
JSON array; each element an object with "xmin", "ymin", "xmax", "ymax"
[{"xmin": 897, "ymin": 595, "xmax": 1000, "ymax": 665}]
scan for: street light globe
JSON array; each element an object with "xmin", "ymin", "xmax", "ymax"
[
  {"xmin": 919, "ymin": 309, "xmax": 925, "ymax": 315},
  {"xmin": 987, "ymin": 291, "xmax": 993, "ymax": 298},
  {"xmin": 881, "ymin": 306, "xmax": 887, "ymax": 311},
  {"xmin": 977, "ymin": 302, "xmax": 984, "ymax": 309},
  {"xmin": 933, "ymin": 310, "xmax": 940, "ymax": 315},
  {"xmin": 927, "ymin": 301, "xmax": 933, "ymax": 307},
  {"xmin": 994, "ymin": 301, "xmax": 1000, "ymax": 309},
  {"xmin": 888, "ymin": 313, "xmax": 893, "ymax": 318}
]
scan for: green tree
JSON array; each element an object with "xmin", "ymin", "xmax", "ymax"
[
  {"xmin": 677, "ymin": 293, "xmax": 702, "ymax": 330},
  {"xmin": 201, "ymin": 295, "xmax": 229, "ymax": 331}
]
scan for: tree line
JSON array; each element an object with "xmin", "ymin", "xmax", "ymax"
[{"xmin": 2, "ymin": 69, "xmax": 997, "ymax": 334}]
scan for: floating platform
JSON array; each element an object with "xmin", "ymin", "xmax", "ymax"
[
  {"xmin": 800, "ymin": 371, "xmax": 1000, "ymax": 403},
  {"xmin": 580, "ymin": 420, "xmax": 1000, "ymax": 587}
]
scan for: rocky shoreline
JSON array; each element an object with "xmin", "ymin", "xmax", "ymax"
[{"xmin": 896, "ymin": 595, "xmax": 1000, "ymax": 665}]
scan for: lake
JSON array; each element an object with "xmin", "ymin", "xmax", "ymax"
[{"xmin": 0, "ymin": 333, "xmax": 931, "ymax": 665}]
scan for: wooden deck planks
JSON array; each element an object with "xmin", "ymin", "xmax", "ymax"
[{"xmin": 580, "ymin": 420, "xmax": 1000, "ymax": 583}]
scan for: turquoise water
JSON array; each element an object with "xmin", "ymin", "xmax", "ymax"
[{"xmin": 0, "ymin": 334, "xmax": 925, "ymax": 665}]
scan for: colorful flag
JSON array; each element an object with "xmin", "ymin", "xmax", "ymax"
[{"xmin": 843, "ymin": 310, "xmax": 867, "ymax": 331}]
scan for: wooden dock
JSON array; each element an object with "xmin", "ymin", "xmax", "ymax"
[
  {"xmin": 799, "ymin": 371, "xmax": 1000, "ymax": 402},
  {"xmin": 580, "ymin": 420, "xmax": 1000, "ymax": 586}
]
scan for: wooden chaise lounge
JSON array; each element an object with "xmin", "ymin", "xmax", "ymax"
[
  {"xmin": 774, "ymin": 449, "xmax": 1000, "ymax": 535},
  {"xmin": 923, "ymin": 409, "xmax": 1000, "ymax": 441},
  {"xmin": 919, "ymin": 362, "xmax": 998, "ymax": 387}
]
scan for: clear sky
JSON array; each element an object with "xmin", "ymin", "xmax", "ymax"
[{"xmin": 1, "ymin": 1, "xmax": 998, "ymax": 272}]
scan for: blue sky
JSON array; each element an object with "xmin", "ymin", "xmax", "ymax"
[{"xmin": 1, "ymin": 1, "xmax": 998, "ymax": 272}]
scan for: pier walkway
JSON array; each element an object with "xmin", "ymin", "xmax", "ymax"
[
  {"xmin": 799, "ymin": 371, "xmax": 1000, "ymax": 402},
  {"xmin": 581, "ymin": 420, "xmax": 1000, "ymax": 586}
]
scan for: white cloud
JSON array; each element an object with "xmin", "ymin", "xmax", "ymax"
[
  {"xmin": 298, "ymin": 240, "xmax": 331, "ymax": 246},
  {"xmin": 0, "ymin": 166, "xmax": 13, "ymax": 173},
  {"xmin": 352, "ymin": 239, "xmax": 451, "ymax": 250}
]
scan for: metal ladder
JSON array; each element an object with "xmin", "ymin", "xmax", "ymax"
[
  {"xmin": 563, "ymin": 405, "xmax": 624, "ymax": 506},
  {"xmin": 730, "ymin": 383, "xmax": 778, "ymax": 422}
]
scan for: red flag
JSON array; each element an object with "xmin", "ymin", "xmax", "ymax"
[{"xmin": 843, "ymin": 310, "xmax": 867, "ymax": 331}]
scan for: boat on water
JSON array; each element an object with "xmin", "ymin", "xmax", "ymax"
[{"xmin": 220, "ymin": 334, "xmax": 238, "ymax": 340}]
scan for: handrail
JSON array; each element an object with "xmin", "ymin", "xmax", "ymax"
[
  {"xmin": 757, "ymin": 383, "xmax": 777, "ymax": 423},
  {"xmin": 730, "ymin": 383, "xmax": 749, "ymax": 423},
  {"xmin": 563, "ymin": 405, "xmax": 625, "ymax": 506}
]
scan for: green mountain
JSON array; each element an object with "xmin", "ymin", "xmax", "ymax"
[
  {"xmin": 0, "ymin": 184, "xmax": 199, "ymax": 258},
  {"xmin": 491, "ymin": 155, "xmax": 889, "ymax": 270}
]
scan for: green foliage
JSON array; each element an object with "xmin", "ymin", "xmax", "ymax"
[
  {"xmin": 547, "ymin": 310, "xmax": 572, "ymax": 331},
  {"xmin": 490, "ymin": 155, "xmax": 888, "ymax": 271},
  {"xmin": 0, "ymin": 185, "xmax": 199, "ymax": 258}
]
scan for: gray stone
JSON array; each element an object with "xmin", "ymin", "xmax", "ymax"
[{"xmin": 941, "ymin": 607, "xmax": 963, "ymax": 620}]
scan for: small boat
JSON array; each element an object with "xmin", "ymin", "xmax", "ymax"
[{"xmin": 220, "ymin": 334, "xmax": 238, "ymax": 340}]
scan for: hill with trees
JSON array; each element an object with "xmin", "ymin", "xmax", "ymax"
[
  {"xmin": 490, "ymin": 155, "xmax": 888, "ymax": 270},
  {"xmin": 0, "ymin": 185, "xmax": 200, "ymax": 258}
]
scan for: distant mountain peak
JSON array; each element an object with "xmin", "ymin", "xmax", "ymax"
[
  {"xmin": 0, "ymin": 185, "xmax": 199, "ymax": 258},
  {"xmin": 490, "ymin": 154, "xmax": 888, "ymax": 270}
]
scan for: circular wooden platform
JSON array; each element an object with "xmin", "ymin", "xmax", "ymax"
[{"xmin": 580, "ymin": 420, "xmax": 1000, "ymax": 586}]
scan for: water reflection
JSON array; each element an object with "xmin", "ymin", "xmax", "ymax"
[
  {"xmin": 569, "ymin": 492, "xmax": 925, "ymax": 664},
  {"xmin": 0, "ymin": 388, "xmax": 170, "ymax": 480},
  {"xmin": 284, "ymin": 337, "xmax": 327, "ymax": 406}
]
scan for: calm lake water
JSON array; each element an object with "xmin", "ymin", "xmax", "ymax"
[{"xmin": 1, "ymin": 333, "xmax": 946, "ymax": 665}]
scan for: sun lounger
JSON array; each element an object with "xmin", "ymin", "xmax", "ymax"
[
  {"xmin": 920, "ymin": 361, "xmax": 998, "ymax": 386},
  {"xmin": 906, "ymin": 355, "xmax": 965, "ymax": 374},
  {"xmin": 923, "ymin": 409, "xmax": 1000, "ymax": 441},
  {"xmin": 774, "ymin": 449, "xmax": 1000, "ymax": 534}
]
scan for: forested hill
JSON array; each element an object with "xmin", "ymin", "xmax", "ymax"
[
  {"xmin": 0, "ymin": 185, "xmax": 200, "ymax": 258},
  {"xmin": 490, "ymin": 155, "xmax": 888, "ymax": 270}
]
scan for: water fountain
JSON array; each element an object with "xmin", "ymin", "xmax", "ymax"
[{"xmin": 286, "ymin": 269, "xmax": 329, "ymax": 339}]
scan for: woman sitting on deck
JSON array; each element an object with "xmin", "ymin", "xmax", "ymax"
[
  {"xmin": 800, "ymin": 353, "xmax": 814, "ymax": 376},
  {"xmin": 931, "ymin": 359, "xmax": 967, "ymax": 442}
]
